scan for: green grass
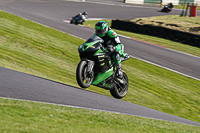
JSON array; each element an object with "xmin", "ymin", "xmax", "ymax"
[
  {"xmin": 1, "ymin": 98, "xmax": 200, "ymax": 133},
  {"xmin": 84, "ymin": 19, "xmax": 200, "ymax": 57},
  {"xmin": 0, "ymin": 11, "xmax": 200, "ymax": 131},
  {"xmin": 0, "ymin": 10, "xmax": 84, "ymax": 87}
]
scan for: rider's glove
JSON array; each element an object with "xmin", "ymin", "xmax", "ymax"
[{"xmin": 107, "ymin": 46, "xmax": 116, "ymax": 53}]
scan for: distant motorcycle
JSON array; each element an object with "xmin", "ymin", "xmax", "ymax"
[
  {"xmin": 161, "ymin": 3, "xmax": 174, "ymax": 13},
  {"xmin": 70, "ymin": 12, "xmax": 88, "ymax": 25}
]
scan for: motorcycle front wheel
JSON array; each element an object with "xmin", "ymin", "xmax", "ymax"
[
  {"xmin": 76, "ymin": 60, "xmax": 94, "ymax": 88},
  {"xmin": 110, "ymin": 70, "xmax": 128, "ymax": 99},
  {"xmin": 70, "ymin": 19, "xmax": 74, "ymax": 24}
]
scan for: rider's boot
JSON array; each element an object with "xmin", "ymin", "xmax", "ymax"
[{"xmin": 121, "ymin": 53, "xmax": 130, "ymax": 61}]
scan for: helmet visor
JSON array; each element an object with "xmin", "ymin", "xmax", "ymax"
[
  {"xmin": 95, "ymin": 27, "xmax": 106, "ymax": 36},
  {"xmin": 95, "ymin": 29, "xmax": 104, "ymax": 36}
]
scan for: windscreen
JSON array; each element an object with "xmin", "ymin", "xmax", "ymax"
[{"xmin": 85, "ymin": 35, "xmax": 104, "ymax": 44}]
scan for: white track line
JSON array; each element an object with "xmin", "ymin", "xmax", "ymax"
[{"xmin": 131, "ymin": 56, "xmax": 200, "ymax": 81}]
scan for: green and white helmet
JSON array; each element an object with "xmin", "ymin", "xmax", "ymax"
[{"xmin": 95, "ymin": 21, "xmax": 108, "ymax": 37}]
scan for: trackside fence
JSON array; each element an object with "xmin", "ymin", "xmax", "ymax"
[{"xmin": 111, "ymin": 19, "xmax": 200, "ymax": 47}]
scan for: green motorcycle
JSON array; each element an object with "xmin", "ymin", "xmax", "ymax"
[{"xmin": 76, "ymin": 35, "xmax": 129, "ymax": 99}]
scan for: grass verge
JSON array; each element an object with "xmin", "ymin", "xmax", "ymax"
[
  {"xmin": 0, "ymin": 10, "xmax": 200, "ymax": 128},
  {"xmin": 1, "ymin": 98, "xmax": 200, "ymax": 133},
  {"xmin": 131, "ymin": 15, "xmax": 200, "ymax": 35}
]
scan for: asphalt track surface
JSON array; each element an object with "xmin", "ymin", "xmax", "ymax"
[
  {"xmin": 0, "ymin": 0, "xmax": 200, "ymax": 126},
  {"xmin": 1, "ymin": 66, "xmax": 200, "ymax": 126}
]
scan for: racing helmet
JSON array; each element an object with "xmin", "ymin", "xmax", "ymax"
[
  {"xmin": 83, "ymin": 11, "xmax": 88, "ymax": 15},
  {"xmin": 95, "ymin": 21, "xmax": 108, "ymax": 37}
]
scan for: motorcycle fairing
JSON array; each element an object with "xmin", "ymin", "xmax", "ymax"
[
  {"xmin": 95, "ymin": 76, "xmax": 115, "ymax": 89},
  {"xmin": 78, "ymin": 35, "xmax": 116, "ymax": 89},
  {"xmin": 78, "ymin": 36, "xmax": 104, "ymax": 56},
  {"xmin": 92, "ymin": 67, "xmax": 113, "ymax": 85}
]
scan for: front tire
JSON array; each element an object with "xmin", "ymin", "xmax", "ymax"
[
  {"xmin": 70, "ymin": 19, "xmax": 74, "ymax": 24},
  {"xmin": 76, "ymin": 60, "xmax": 94, "ymax": 88},
  {"xmin": 110, "ymin": 70, "xmax": 128, "ymax": 99}
]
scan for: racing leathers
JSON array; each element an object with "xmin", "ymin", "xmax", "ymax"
[{"xmin": 95, "ymin": 27, "xmax": 128, "ymax": 78}]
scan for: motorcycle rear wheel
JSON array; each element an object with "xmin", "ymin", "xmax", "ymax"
[
  {"xmin": 110, "ymin": 70, "xmax": 128, "ymax": 99},
  {"xmin": 76, "ymin": 60, "xmax": 94, "ymax": 88}
]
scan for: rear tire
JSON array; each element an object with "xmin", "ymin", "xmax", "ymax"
[
  {"xmin": 110, "ymin": 70, "xmax": 128, "ymax": 99},
  {"xmin": 76, "ymin": 60, "xmax": 94, "ymax": 88}
]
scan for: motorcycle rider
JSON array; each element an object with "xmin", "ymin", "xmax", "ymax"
[
  {"xmin": 74, "ymin": 12, "xmax": 88, "ymax": 18},
  {"xmin": 167, "ymin": 2, "xmax": 174, "ymax": 9},
  {"xmin": 73, "ymin": 12, "xmax": 82, "ymax": 19},
  {"xmin": 72, "ymin": 12, "xmax": 88, "ymax": 24},
  {"xmin": 94, "ymin": 21, "xmax": 129, "ymax": 78},
  {"xmin": 163, "ymin": 2, "xmax": 174, "ymax": 12},
  {"xmin": 82, "ymin": 11, "xmax": 88, "ymax": 18},
  {"xmin": 81, "ymin": 11, "xmax": 88, "ymax": 22}
]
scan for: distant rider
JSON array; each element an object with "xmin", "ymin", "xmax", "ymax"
[
  {"xmin": 73, "ymin": 12, "xmax": 88, "ymax": 24},
  {"xmin": 94, "ymin": 21, "xmax": 129, "ymax": 78},
  {"xmin": 82, "ymin": 11, "xmax": 88, "ymax": 19},
  {"xmin": 73, "ymin": 12, "xmax": 82, "ymax": 19},
  {"xmin": 164, "ymin": 2, "xmax": 174, "ymax": 9},
  {"xmin": 168, "ymin": 2, "xmax": 174, "ymax": 9}
]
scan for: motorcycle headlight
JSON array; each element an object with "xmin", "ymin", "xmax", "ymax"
[{"xmin": 78, "ymin": 45, "xmax": 84, "ymax": 52}]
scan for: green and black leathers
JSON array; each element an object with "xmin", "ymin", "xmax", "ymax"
[{"xmin": 94, "ymin": 27, "xmax": 128, "ymax": 65}]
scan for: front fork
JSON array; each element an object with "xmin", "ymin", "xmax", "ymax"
[{"xmin": 86, "ymin": 60, "xmax": 95, "ymax": 78}]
